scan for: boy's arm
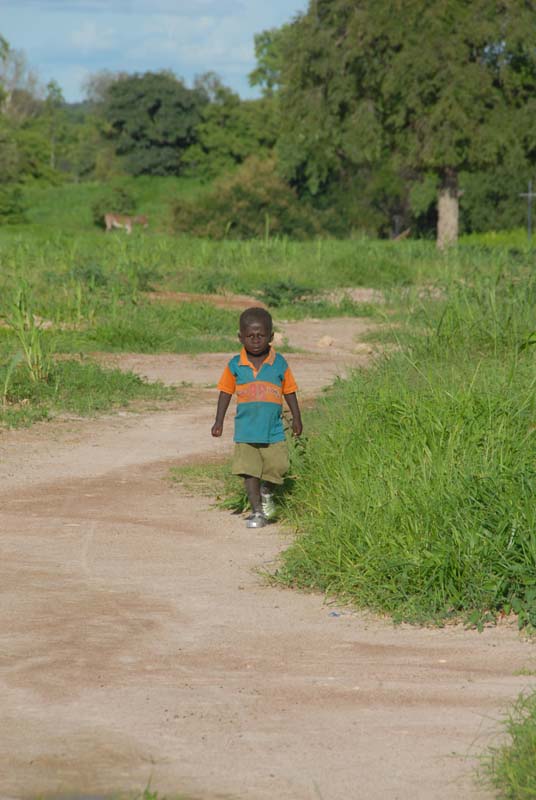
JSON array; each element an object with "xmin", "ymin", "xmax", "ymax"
[
  {"xmin": 284, "ymin": 392, "xmax": 303, "ymax": 436},
  {"xmin": 212, "ymin": 391, "xmax": 232, "ymax": 437}
]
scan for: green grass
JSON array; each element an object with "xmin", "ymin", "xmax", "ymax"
[
  {"xmin": 0, "ymin": 357, "xmax": 175, "ymax": 428},
  {"xmin": 170, "ymin": 461, "xmax": 249, "ymax": 513},
  {"xmin": 22, "ymin": 175, "xmax": 206, "ymax": 233},
  {"xmin": 483, "ymin": 693, "xmax": 536, "ymax": 798},
  {"xmin": 460, "ymin": 227, "xmax": 529, "ymax": 249},
  {"xmin": 275, "ymin": 265, "xmax": 536, "ymax": 628}
]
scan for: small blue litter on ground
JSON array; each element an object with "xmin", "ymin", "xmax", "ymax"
[{"xmin": 328, "ymin": 611, "xmax": 342, "ymax": 617}]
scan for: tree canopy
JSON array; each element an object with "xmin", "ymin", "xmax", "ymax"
[
  {"xmin": 102, "ymin": 71, "xmax": 207, "ymax": 176},
  {"xmin": 277, "ymin": 0, "xmax": 536, "ymax": 244},
  {"xmin": 183, "ymin": 74, "xmax": 277, "ymax": 178}
]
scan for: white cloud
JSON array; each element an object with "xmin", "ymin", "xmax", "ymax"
[
  {"xmin": 0, "ymin": 0, "xmax": 308, "ymax": 101},
  {"xmin": 71, "ymin": 20, "xmax": 117, "ymax": 52}
]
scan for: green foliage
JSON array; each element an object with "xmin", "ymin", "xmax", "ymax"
[
  {"xmin": 460, "ymin": 167, "xmax": 528, "ymax": 234},
  {"xmin": 171, "ymin": 155, "xmax": 326, "ymax": 239},
  {"xmin": 103, "ymin": 71, "xmax": 206, "ymax": 176},
  {"xmin": 74, "ymin": 301, "xmax": 238, "ymax": 354},
  {"xmin": 11, "ymin": 125, "xmax": 60, "ymax": 183},
  {"xmin": 5, "ymin": 286, "xmax": 51, "ymax": 382},
  {"xmin": 0, "ymin": 183, "xmax": 27, "ymax": 222},
  {"xmin": 183, "ymin": 78, "xmax": 277, "ymax": 179},
  {"xmin": 277, "ymin": 0, "xmax": 536, "ymax": 238},
  {"xmin": 91, "ymin": 182, "xmax": 138, "ymax": 227},
  {"xmin": 249, "ymin": 25, "xmax": 292, "ymax": 96},
  {"xmin": 483, "ymin": 693, "xmax": 536, "ymax": 798},
  {"xmin": 261, "ymin": 280, "xmax": 311, "ymax": 307},
  {"xmin": 277, "ymin": 266, "xmax": 536, "ymax": 626},
  {"xmin": 0, "ymin": 356, "xmax": 173, "ymax": 428}
]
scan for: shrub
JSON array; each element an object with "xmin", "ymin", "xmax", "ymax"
[
  {"xmin": 170, "ymin": 156, "xmax": 326, "ymax": 239},
  {"xmin": 483, "ymin": 693, "xmax": 536, "ymax": 798},
  {"xmin": 91, "ymin": 182, "xmax": 138, "ymax": 228},
  {"xmin": 0, "ymin": 184, "xmax": 28, "ymax": 223}
]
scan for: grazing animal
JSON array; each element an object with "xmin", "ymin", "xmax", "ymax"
[{"xmin": 104, "ymin": 213, "xmax": 149, "ymax": 234}]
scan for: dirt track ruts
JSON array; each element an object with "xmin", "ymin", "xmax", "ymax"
[{"xmin": 1, "ymin": 317, "xmax": 535, "ymax": 800}]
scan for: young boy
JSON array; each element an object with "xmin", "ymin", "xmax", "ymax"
[{"xmin": 211, "ymin": 307, "xmax": 302, "ymax": 528}]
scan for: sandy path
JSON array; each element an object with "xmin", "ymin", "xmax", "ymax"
[{"xmin": 1, "ymin": 318, "xmax": 535, "ymax": 800}]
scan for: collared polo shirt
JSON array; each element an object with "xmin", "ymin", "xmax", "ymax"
[{"xmin": 217, "ymin": 348, "xmax": 298, "ymax": 443}]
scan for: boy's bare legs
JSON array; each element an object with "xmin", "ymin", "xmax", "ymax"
[{"xmin": 244, "ymin": 476, "xmax": 262, "ymax": 515}]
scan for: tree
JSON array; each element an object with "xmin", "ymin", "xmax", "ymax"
[
  {"xmin": 82, "ymin": 69, "xmax": 129, "ymax": 109},
  {"xmin": 249, "ymin": 26, "xmax": 292, "ymax": 97},
  {"xmin": 0, "ymin": 37, "xmax": 42, "ymax": 122},
  {"xmin": 43, "ymin": 79, "xmax": 65, "ymax": 170},
  {"xmin": 102, "ymin": 71, "xmax": 207, "ymax": 176},
  {"xmin": 184, "ymin": 74, "xmax": 278, "ymax": 178},
  {"xmin": 277, "ymin": 0, "xmax": 536, "ymax": 246}
]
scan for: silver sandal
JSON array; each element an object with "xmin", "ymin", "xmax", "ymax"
[{"xmin": 246, "ymin": 512, "xmax": 267, "ymax": 528}]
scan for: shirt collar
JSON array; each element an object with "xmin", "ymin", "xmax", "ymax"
[{"xmin": 239, "ymin": 346, "xmax": 276, "ymax": 368}]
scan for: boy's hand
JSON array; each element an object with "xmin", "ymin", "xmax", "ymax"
[
  {"xmin": 292, "ymin": 417, "xmax": 303, "ymax": 436},
  {"xmin": 211, "ymin": 422, "xmax": 223, "ymax": 437}
]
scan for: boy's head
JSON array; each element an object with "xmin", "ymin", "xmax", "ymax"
[{"xmin": 238, "ymin": 307, "xmax": 273, "ymax": 356}]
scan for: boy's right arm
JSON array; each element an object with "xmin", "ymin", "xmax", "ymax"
[{"xmin": 211, "ymin": 391, "xmax": 232, "ymax": 437}]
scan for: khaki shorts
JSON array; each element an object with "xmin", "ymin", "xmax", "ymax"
[{"xmin": 232, "ymin": 441, "xmax": 289, "ymax": 485}]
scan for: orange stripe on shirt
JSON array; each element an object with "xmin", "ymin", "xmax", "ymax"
[
  {"xmin": 236, "ymin": 381, "xmax": 283, "ymax": 405},
  {"xmin": 218, "ymin": 364, "xmax": 298, "ymax": 396}
]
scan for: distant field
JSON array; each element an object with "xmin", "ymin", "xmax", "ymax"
[
  {"xmin": 21, "ymin": 175, "xmax": 207, "ymax": 234},
  {"xmin": 1, "ymin": 180, "xmax": 535, "ymax": 437}
]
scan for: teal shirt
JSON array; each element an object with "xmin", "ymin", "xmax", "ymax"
[{"xmin": 218, "ymin": 348, "xmax": 298, "ymax": 444}]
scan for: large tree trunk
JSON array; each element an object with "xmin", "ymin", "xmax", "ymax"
[{"xmin": 436, "ymin": 168, "xmax": 459, "ymax": 249}]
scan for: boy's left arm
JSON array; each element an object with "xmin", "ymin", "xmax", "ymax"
[{"xmin": 284, "ymin": 392, "xmax": 303, "ymax": 436}]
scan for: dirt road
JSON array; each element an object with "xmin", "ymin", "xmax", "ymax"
[{"xmin": 1, "ymin": 318, "xmax": 534, "ymax": 800}]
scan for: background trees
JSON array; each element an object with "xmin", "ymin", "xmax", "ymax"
[
  {"xmin": 182, "ymin": 73, "xmax": 277, "ymax": 179},
  {"xmin": 276, "ymin": 0, "xmax": 536, "ymax": 245},
  {"xmin": 3, "ymin": 4, "xmax": 536, "ymax": 240},
  {"xmin": 101, "ymin": 71, "xmax": 207, "ymax": 176}
]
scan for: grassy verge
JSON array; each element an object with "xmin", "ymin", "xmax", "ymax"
[
  {"xmin": 275, "ymin": 264, "xmax": 536, "ymax": 628},
  {"xmin": 170, "ymin": 461, "xmax": 249, "ymax": 513},
  {"xmin": 0, "ymin": 357, "xmax": 175, "ymax": 428},
  {"xmin": 483, "ymin": 693, "xmax": 536, "ymax": 798}
]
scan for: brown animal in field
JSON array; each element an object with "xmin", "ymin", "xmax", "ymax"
[
  {"xmin": 104, "ymin": 213, "xmax": 149, "ymax": 234},
  {"xmin": 393, "ymin": 227, "xmax": 411, "ymax": 241}
]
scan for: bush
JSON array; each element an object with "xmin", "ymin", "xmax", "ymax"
[
  {"xmin": 484, "ymin": 693, "xmax": 536, "ymax": 798},
  {"xmin": 91, "ymin": 182, "xmax": 138, "ymax": 228},
  {"xmin": 0, "ymin": 184, "xmax": 28, "ymax": 224},
  {"xmin": 170, "ymin": 156, "xmax": 327, "ymax": 239}
]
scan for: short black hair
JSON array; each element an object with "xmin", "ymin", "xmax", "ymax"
[{"xmin": 239, "ymin": 307, "xmax": 273, "ymax": 332}]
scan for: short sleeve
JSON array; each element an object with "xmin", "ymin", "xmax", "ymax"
[
  {"xmin": 282, "ymin": 365, "xmax": 298, "ymax": 395},
  {"xmin": 217, "ymin": 364, "xmax": 236, "ymax": 395}
]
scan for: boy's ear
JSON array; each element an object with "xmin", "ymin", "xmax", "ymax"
[{"xmin": 269, "ymin": 330, "xmax": 274, "ymax": 342}]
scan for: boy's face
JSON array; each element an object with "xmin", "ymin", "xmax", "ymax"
[{"xmin": 239, "ymin": 320, "xmax": 273, "ymax": 356}]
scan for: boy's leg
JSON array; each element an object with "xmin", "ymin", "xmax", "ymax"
[
  {"xmin": 260, "ymin": 480, "xmax": 277, "ymax": 519},
  {"xmin": 231, "ymin": 444, "xmax": 267, "ymax": 528},
  {"xmin": 244, "ymin": 475, "xmax": 262, "ymax": 515},
  {"xmin": 259, "ymin": 442, "xmax": 289, "ymax": 520},
  {"xmin": 244, "ymin": 475, "xmax": 267, "ymax": 528}
]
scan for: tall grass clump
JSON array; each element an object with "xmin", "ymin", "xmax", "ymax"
[
  {"xmin": 0, "ymin": 357, "xmax": 173, "ymax": 428},
  {"xmin": 483, "ymin": 693, "xmax": 536, "ymax": 798},
  {"xmin": 278, "ymin": 266, "xmax": 536, "ymax": 626}
]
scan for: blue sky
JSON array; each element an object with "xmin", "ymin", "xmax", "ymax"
[{"xmin": 1, "ymin": 0, "xmax": 308, "ymax": 103}]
